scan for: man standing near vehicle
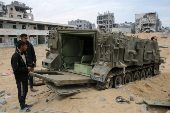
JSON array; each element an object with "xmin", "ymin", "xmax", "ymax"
[
  {"xmin": 19, "ymin": 33, "xmax": 38, "ymax": 92},
  {"xmin": 11, "ymin": 41, "xmax": 34, "ymax": 112}
]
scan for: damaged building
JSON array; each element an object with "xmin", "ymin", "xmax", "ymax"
[
  {"xmin": 135, "ymin": 12, "xmax": 162, "ymax": 33},
  {"xmin": 112, "ymin": 22, "xmax": 135, "ymax": 34},
  {"xmin": 97, "ymin": 11, "xmax": 115, "ymax": 31},
  {"xmin": 0, "ymin": 1, "xmax": 75, "ymax": 47},
  {"xmin": 68, "ymin": 19, "xmax": 95, "ymax": 30}
]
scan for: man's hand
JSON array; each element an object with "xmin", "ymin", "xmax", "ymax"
[{"xmin": 28, "ymin": 67, "xmax": 34, "ymax": 72}]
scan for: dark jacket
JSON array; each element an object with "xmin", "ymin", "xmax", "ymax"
[
  {"xmin": 11, "ymin": 48, "xmax": 29, "ymax": 82},
  {"xmin": 16, "ymin": 40, "xmax": 36, "ymax": 66}
]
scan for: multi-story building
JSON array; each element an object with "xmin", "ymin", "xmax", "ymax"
[
  {"xmin": 135, "ymin": 12, "xmax": 162, "ymax": 33},
  {"xmin": 97, "ymin": 11, "xmax": 115, "ymax": 31},
  {"xmin": 0, "ymin": 1, "xmax": 75, "ymax": 47},
  {"xmin": 68, "ymin": 19, "xmax": 94, "ymax": 30}
]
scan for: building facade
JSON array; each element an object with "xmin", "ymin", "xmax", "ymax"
[
  {"xmin": 135, "ymin": 12, "xmax": 162, "ymax": 33},
  {"xmin": 68, "ymin": 19, "xmax": 94, "ymax": 30},
  {"xmin": 0, "ymin": 1, "xmax": 75, "ymax": 47},
  {"xmin": 97, "ymin": 11, "xmax": 115, "ymax": 31}
]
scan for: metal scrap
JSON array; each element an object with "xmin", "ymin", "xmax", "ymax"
[
  {"xmin": 143, "ymin": 99, "xmax": 170, "ymax": 107},
  {"xmin": 116, "ymin": 96, "xmax": 130, "ymax": 103},
  {"xmin": 70, "ymin": 97, "xmax": 87, "ymax": 99}
]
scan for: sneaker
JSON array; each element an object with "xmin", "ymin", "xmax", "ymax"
[
  {"xmin": 30, "ymin": 88, "xmax": 39, "ymax": 92},
  {"xmin": 20, "ymin": 107, "xmax": 31, "ymax": 112},
  {"xmin": 25, "ymin": 104, "xmax": 33, "ymax": 108}
]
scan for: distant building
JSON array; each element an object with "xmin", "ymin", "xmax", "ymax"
[
  {"xmin": 68, "ymin": 19, "xmax": 95, "ymax": 30},
  {"xmin": 0, "ymin": 1, "xmax": 75, "ymax": 47},
  {"xmin": 135, "ymin": 12, "xmax": 162, "ymax": 33},
  {"xmin": 97, "ymin": 11, "xmax": 115, "ymax": 31},
  {"xmin": 111, "ymin": 22, "xmax": 135, "ymax": 34}
]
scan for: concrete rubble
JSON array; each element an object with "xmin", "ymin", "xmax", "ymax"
[
  {"xmin": 0, "ymin": 109, "xmax": 6, "ymax": 112},
  {"xmin": 0, "ymin": 90, "xmax": 5, "ymax": 95},
  {"xmin": 162, "ymin": 88, "xmax": 166, "ymax": 92},
  {"xmin": 0, "ymin": 98, "xmax": 6, "ymax": 105},
  {"xmin": 130, "ymin": 95, "xmax": 134, "ymax": 101},
  {"xmin": 99, "ymin": 97, "xmax": 106, "ymax": 101},
  {"xmin": 10, "ymin": 106, "xmax": 18, "ymax": 110},
  {"xmin": 145, "ymin": 83, "xmax": 153, "ymax": 88},
  {"xmin": 141, "ymin": 104, "xmax": 150, "ymax": 113},
  {"xmin": 135, "ymin": 12, "xmax": 161, "ymax": 33}
]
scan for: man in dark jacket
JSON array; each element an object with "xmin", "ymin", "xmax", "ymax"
[
  {"xmin": 18, "ymin": 33, "xmax": 38, "ymax": 92},
  {"xmin": 11, "ymin": 41, "xmax": 34, "ymax": 112}
]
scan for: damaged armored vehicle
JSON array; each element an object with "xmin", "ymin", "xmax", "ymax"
[{"xmin": 30, "ymin": 29, "xmax": 163, "ymax": 96}]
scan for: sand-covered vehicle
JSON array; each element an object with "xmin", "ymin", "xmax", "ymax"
[{"xmin": 30, "ymin": 29, "xmax": 163, "ymax": 96}]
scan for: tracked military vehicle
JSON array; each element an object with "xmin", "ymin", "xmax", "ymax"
[{"xmin": 30, "ymin": 29, "xmax": 163, "ymax": 96}]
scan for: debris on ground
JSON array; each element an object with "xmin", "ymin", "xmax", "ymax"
[
  {"xmin": 0, "ymin": 104, "xmax": 3, "ymax": 108},
  {"xmin": 116, "ymin": 96, "xmax": 130, "ymax": 103},
  {"xmin": 145, "ymin": 83, "xmax": 153, "ymax": 88},
  {"xmin": 0, "ymin": 98, "xmax": 6, "ymax": 105},
  {"xmin": 41, "ymin": 109, "xmax": 68, "ymax": 113},
  {"xmin": 141, "ymin": 104, "xmax": 150, "ymax": 113},
  {"xmin": 0, "ymin": 92, "xmax": 11, "ymax": 97},
  {"xmin": 130, "ymin": 95, "xmax": 134, "ymax": 101},
  {"xmin": 162, "ymin": 88, "xmax": 166, "ymax": 92},
  {"xmin": 0, "ymin": 109, "xmax": 6, "ymax": 112},
  {"xmin": 70, "ymin": 97, "xmax": 87, "ymax": 99},
  {"xmin": 99, "ymin": 97, "xmax": 106, "ymax": 101},
  {"xmin": 122, "ymin": 88, "xmax": 125, "ymax": 93},
  {"xmin": 0, "ymin": 89, "xmax": 5, "ymax": 94},
  {"xmin": 10, "ymin": 106, "xmax": 18, "ymax": 110},
  {"xmin": 116, "ymin": 85, "xmax": 124, "ymax": 89},
  {"xmin": 135, "ymin": 101, "xmax": 146, "ymax": 104},
  {"xmin": 143, "ymin": 99, "xmax": 170, "ymax": 107},
  {"xmin": 31, "ymin": 111, "xmax": 38, "ymax": 113}
]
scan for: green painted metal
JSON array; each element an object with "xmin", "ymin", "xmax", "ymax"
[{"xmin": 74, "ymin": 63, "xmax": 92, "ymax": 75}]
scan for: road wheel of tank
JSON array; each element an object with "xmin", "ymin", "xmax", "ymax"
[
  {"xmin": 133, "ymin": 71, "xmax": 140, "ymax": 81},
  {"xmin": 105, "ymin": 77, "xmax": 113, "ymax": 89},
  {"xmin": 140, "ymin": 69, "xmax": 146, "ymax": 80},
  {"xmin": 154, "ymin": 65, "xmax": 159, "ymax": 75},
  {"xmin": 124, "ymin": 72, "xmax": 133, "ymax": 84},
  {"xmin": 146, "ymin": 67, "xmax": 152, "ymax": 78},
  {"xmin": 113, "ymin": 75, "xmax": 123, "ymax": 89}
]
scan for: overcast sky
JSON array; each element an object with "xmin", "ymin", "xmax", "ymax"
[{"xmin": 4, "ymin": 0, "xmax": 170, "ymax": 27}]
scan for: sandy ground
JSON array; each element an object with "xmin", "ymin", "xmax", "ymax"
[{"xmin": 0, "ymin": 33, "xmax": 170, "ymax": 113}]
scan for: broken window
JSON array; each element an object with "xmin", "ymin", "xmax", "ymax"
[
  {"xmin": 0, "ymin": 24, "xmax": 2, "ymax": 28},
  {"xmin": 0, "ymin": 38, "xmax": 2, "ymax": 43},
  {"xmin": 13, "ymin": 25, "xmax": 16, "ymax": 29},
  {"xmin": 22, "ymin": 25, "xmax": 26, "ymax": 29},
  {"xmin": 17, "ymin": 15, "xmax": 21, "ymax": 19},
  {"xmin": 48, "ymin": 27, "xmax": 51, "ymax": 30},
  {"xmin": 10, "ymin": 8, "xmax": 13, "ymax": 10},
  {"xmin": 34, "ymin": 27, "xmax": 36, "ymax": 29}
]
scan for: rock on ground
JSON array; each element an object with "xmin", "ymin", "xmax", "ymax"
[
  {"xmin": 130, "ymin": 95, "xmax": 134, "ymax": 101},
  {"xmin": 141, "ymin": 104, "xmax": 150, "ymax": 113},
  {"xmin": 0, "ymin": 98, "xmax": 6, "ymax": 105},
  {"xmin": 0, "ymin": 89, "xmax": 5, "ymax": 95}
]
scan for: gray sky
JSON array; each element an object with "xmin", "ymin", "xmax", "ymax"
[{"xmin": 4, "ymin": 0, "xmax": 170, "ymax": 27}]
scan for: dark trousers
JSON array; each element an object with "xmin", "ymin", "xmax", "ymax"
[
  {"xmin": 29, "ymin": 75, "xmax": 33, "ymax": 89},
  {"xmin": 16, "ymin": 81, "xmax": 28, "ymax": 109}
]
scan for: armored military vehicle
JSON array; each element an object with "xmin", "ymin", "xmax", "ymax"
[{"xmin": 30, "ymin": 29, "xmax": 163, "ymax": 96}]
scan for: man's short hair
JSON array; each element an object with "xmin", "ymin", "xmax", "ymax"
[
  {"xmin": 20, "ymin": 33, "xmax": 27, "ymax": 38},
  {"xmin": 151, "ymin": 36, "xmax": 156, "ymax": 40},
  {"xmin": 17, "ymin": 41, "xmax": 26, "ymax": 49}
]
